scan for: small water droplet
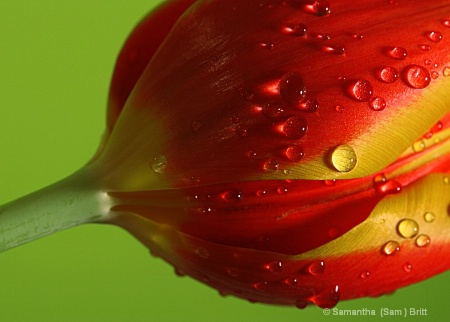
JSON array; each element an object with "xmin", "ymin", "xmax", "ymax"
[
  {"xmin": 443, "ymin": 66, "xmax": 450, "ymax": 77},
  {"xmin": 264, "ymin": 158, "xmax": 279, "ymax": 171},
  {"xmin": 403, "ymin": 263, "xmax": 413, "ymax": 273},
  {"xmin": 280, "ymin": 116, "xmax": 308, "ymax": 139},
  {"xmin": 266, "ymin": 261, "xmax": 283, "ymax": 273},
  {"xmin": 426, "ymin": 31, "xmax": 443, "ymax": 42},
  {"xmin": 285, "ymin": 23, "xmax": 308, "ymax": 36},
  {"xmin": 369, "ymin": 97, "xmax": 386, "ymax": 111},
  {"xmin": 402, "ymin": 65, "xmax": 431, "ymax": 89},
  {"xmin": 415, "ymin": 234, "xmax": 430, "ymax": 247},
  {"xmin": 313, "ymin": 0, "xmax": 331, "ymax": 16},
  {"xmin": 419, "ymin": 44, "xmax": 431, "ymax": 51},
  {"xmin": 247, "ymin": 150, "xmax": 257, "ymax": 158},
  {"xmin": 256, "ymin": 189, "xmax": 267, "ymax": 197},
  {"xmin": 424, "ymin": 59, "xmax": 432, "ymax": 66},
  {"xmin": 196, "ymin": 247, "xmax": 209, "ymax": 259},
  {"xmin": 335, "ymin": 105, "xmax": 344, "ymax": 113},
  {"xmin": 323, "ymin": 179, "xmax": 336, "ymax": 187},
  {"xmin": 323, "ymin": 44, "xmax": 345, "ymax": 55},
  {"xmin": 360, "ymin": 271, "xmax": 370, "ymax": 279},
  {"xmin": 277, "ymin": 186, "xmax": 288, "ymax": 194},
  {"xmin": 397, "ymin": 219, "xmax": 419, "ymax": 238},
  {"xmin": 226, "ymin": 267, "xmax": 239, "ymax": 277},
  {"xmin": 236, "ymin": 124, "xmax": 249, "ymax": 137},
  {"xmin": 382, "ymin": 240, "xmax": 400, "ymax": 255},
  {"xmin": 221, "ymin": 189, "xmax": 243, "ymax": 202},
  {"xmin": 330, "ymin": 144, "xmax": 357, "ymax": 172},
  {"xmin": 431, "ymin": 71, "xmax": 439, "ymax": 79},
  {"xmin": 232, "ymin": 115, "xmax": 240, "ymax": 124},
  {"xmin": 191, "ymin": 121, "xmax": 202, "ymax": 133},
  {"xmin": 424, "ymin": 212, "xmax": 436, "ymax": 223},
  {"xmin": 312, "ymin": 32, "xmax": 331, "ymax": 40},
  {"xmin": 260, "ymin": 41, "xmax": 274, "ymax": 49},
  {"xmin": 351, "ymin": 33, "xmax": 364, "ymax": 40},
  {"xmin": 387, "ymin": 46, "xmax": 407, "ymax": 60},
  {"xmin": 150, "ymin": 155, "xmax": 167, "ymax": 173},
  {"xmin": 279, "ymin": 71, "xmax": 306, "ymax": 104},
  {"xmin": 311, "ymin": 285, "xmax": 340, "ymax": 309},
  {"xmin": 285, "ymin": 145, "xmax": 305, "ymax": 162},
  {"xmin": 444, "ymin": 176, "xmax": 450, "ymax": 185},
  {"xmin": 412, "ymin": 140, "xmax": 426, "ymax": 152},
  {"xmin": 306, "ymin": 260, "xmax": 325, "ymax": 275},
  {"xmin": 262, "ymin": 101, "xmax": 284, "ymax": 118},
  {"xmin": 443, "ymin": 19, "xmax": 450, "ymax": 27},
  {"xmin": 348, "ymin": 79, "xmax": 373, "ymax": 101},
  {"xmin": 378, "ymin": 66, "xmax": 399, "ymax": 83},
  {"xmin": 375, "ymin": 180, "xmax": 402, "ymax": 195},
  {"xmin": 253, "ymin": 281, "xmax": 268, "ymax": 291},
  {"xmin": 298, "ymin": 98, "xmax": 319, "ymax": 112}
]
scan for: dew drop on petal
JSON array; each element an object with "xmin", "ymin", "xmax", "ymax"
[
  {"xmin": 196, "ymin": 247, "xmax": 210, "ymax": 259},
  {"xmin": 403, "ymin": 263, "xmax": 413, "ymax": 273},
  {"xmin": 150, "ymin": 155, "xmax": 167, "ymax": 173},
  {"xmin": 378, "ymin": 66, "xmax": 399, "ymax": 83},
  {"xmin": 444, "ymin": 19, "xmax": 450, "ymax": 27},
  {"xmin": 253, "ymin": 281, "xmax": 268, "ymax": 291},
  {"xmin": 424, "ymin": 212, "xmax": 436, "ymax": 223},
  {"xmin": 306, "ymin": 260, "xmax": 325, "ymax": 275},
  {"xmin": 412, "ymin": 140, "xmax": 426, "ymax": 152},
  {"xmin": 236, "ymin": 124, "xmax": 249, "ymax": 137},
  {"xmin": 375, "ymin": 180, "xmax": 402, "ymax": 195},
  {"xmin": 266, "ymin": 261, "xmax": 283, "ymax": 273},
  {"xmin": 221, "ymin": 189, "xmax": 243, "ymax": 202},
  {"xmin": 310, "ymin": 285, "xmax": 340, "ymax": 309},
  {"xmin": 443, "ymin": 66, "xmax": 450, "ymax": 77},
  {"xmin": 382, "ymin": 240, "xmax": 400, "ymax": 255},
  {"xmin": 313, "ymin": 0, "xmax": 331, "ymax": 16},
  {"xmin": 323, "ymin": 179, "xmax": 336, "ymax": 187},
  {"xmin": 330, "ymin": 144, "xmax": 357, "ymax": 172},
  {"xmin": 351, "ymin": 33, "xmax": 364, "ymax": 40},
  {"xmin": 360, "ymin": 271, "xmax": 370, "ymax": 279},
  {"xmin": 323, "ymin": 44, "xmax": 345, "ymax": 55},
  {"xmin": 397, "ymin": 219, "xmax": 419, "ymax": 238},
  {"xmin": 298, "ymin": 98, "xmax": 319, "ymax": 112},
  {"xmin": 387, "ymin": 46, "xmax": 407, "ymax": 60},
  {"xmin": 226, "ymin": 267, "xmax": 239, "ymax": 277},
  {"xmin": 286, "ymin": 23, "xmax": 307, "ymax": 36},
  {"xmin": 402, "ymin": 65, "xmax": 431, "ymax": 89},
  {"xmin": 348, "ymin": 79, "xmax": 373, "ymax": 101},
  {"xmin": 415, "ymin": 234, "xmax": 430, "ymax": 247},
  {"xmin": 264, "ymin": 158, "xmax": 279, "ymax": 171},
  {"xmin": 285, "ymin": 145, "xmax": 305, "ymax": 162},
  {"xmin": 426, "ymin": 31, "xmax": 443, "ymax": 42},
  {"xmin": 280, "ymin": 116, "xmax": 308, "ymax": 139},
  {"xmin": 419, "ymin": 44, "xmax": 431, "ymax": 51},
  {"xmin": 263, "ymin": 101, "xmax": 284, "ymax": 118},
  {"xmin": 335, "ymin": 105, "xmax": 344, "ymax": 113},
  {"xmin": 431, "ymin": 71, "xmax": 439, "ymax": 79},
  {"xmin": 279, "ymin": 71, "xmax": 306, "ymax": 104},
  {"xmin": 369, "ymin": 97, "xmax": 386, "ymax": 111}
]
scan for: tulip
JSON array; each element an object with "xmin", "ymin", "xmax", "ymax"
[{"xmin": 1, "ymin": 0, "xmax": 450, "ymax": 309}]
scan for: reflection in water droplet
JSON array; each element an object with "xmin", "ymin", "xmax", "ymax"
[
  {"xmin": 306, "ymin": 260, "xmax": 325, "ymax": 275},
  {"xmin": 378, "ymin": 66, "xmax": 399, "ymax": 83},
  {"xmin": 387, "ymin": 46, "xmax": 407, "ymax": 60},
  {"xmin": 427, "ymin": 31, "xmax": 443, "ymax": 42},
  {"xmin": 330, "ymin": 144, "xmax": 357, "ymax": 172},
  {"xmin": 279, "ymin": 71, "xmax": 306, "ymax": 104},
  {"xmin": 285, "ymin": 145, "xmax": 305, "ymax": 162},
  {"xmin": 348, "ymin": 79, "xmax": 373, "ymax": 101},
  {"xmin": 415, "ymin": 234, "xmax": 430, "ymax": 247},
  {"xmin": 280, "ymin": 116, "xmax": 308, "ymax": 139},
  {"xmin": 151, "ymin": 155, "xmax": 167, "ymax": 173},
  {"xmin": 402, "ymin": 65, "xmax": 431, "ymax": 89},
  {"xmin": 369, "ymin": 97, "xmax": 386, "ymax": 111},
  {"xmin": 382, "ymin": 240, "xmax": 400, "ymax": 255},
  {"xmin": 397, "ymin": 219, "xmax": 419, "ymax": 238},
  {"xmin": 424, "ymin": 212, "xmax": 436, "ymax": 223}
]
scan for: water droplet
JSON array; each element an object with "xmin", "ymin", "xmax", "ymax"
[
  {"xmin": 424, "ymin": 59, "xmax": 432, "ymax": 66},
  {"xmin": 279, "ymin": 71, "xmax": 306, "ymax": 104},
  {"xmin": 221, "ymin": 189, "xmax": 243, "ymax": 202},
  {"xmin": 375, "ymin": 180, "xmax": 402, "ymax": 195},
  {"xmin": 247, "ymin": 150, "xmax": 257, "ymax": 158},
  {"xmin": 443, "ymin": 19, "xmax": 450, "ymax": 27},
  {"xmin": 280, "ymin": 116, "xmax": 308, "ymax": 139},
  {"xmin": 444, "ymin": 176, "xmax": 450, "ymax": 185},
  {"xmin": 403, "ymin": 263, "xmax": 413, "ymax": 273},
  {"xmin": 443, "ymin": 66, "xmax": 450, "ymax": 77},
  {"xmin": 397, "ymin": 219, "xmax": 419, "ymax": 238},
  {"xmin": 312, "ymin": 32, "xmax": 331, "ymax": 40},
  {"xmin": 277, "ymin": 186, "xmax": 288, "ymax": 194},
  {"xmin": 415, "ymin": 234, "xmax": 430, "ymax": 247},
  {"xmin": 335, "ymin": 105, "xmax": 344, "ymax": 113},
  {"xmin": 150, "ymin": 155, "xmax": 167, "ymax": 173},
  {"xmin": 312, "ymin": 0, "xmax": 331, "ymax": 16},
  {"xmin": 412, "ymin": 140, "xmax": 426, "ymax": 152},
  {"xmin": 360, "ymin": 271, "xmax": 370, "ymax": 279},
  {"xmin": 348, "ymin": 79, "xmax": 373, "ymax": 102},
  {"xmin": 323, "ymin": 179, "xmax": 336, "ymax": 187},
  {"xmin": 382, "ymin": 240, "xmax": 400, "ymax": 255},
  {"xmin": 298, "ymin": 98, "xmax": 319, "ymax": 112},
  {"xmin": 306, "ymin": 260, "xmax": 325, "ymax": 275},
  {"xmin": 323, "ymin": 44, "xmax": 345, "ymax": 55},
  {"xmin": 285, "ymin": 23, "xmax": 307, "ymax": 36},
  {"xmin": 285, "ymin": 145, "xmax": 304, "ymax": 162},
  {"xmin": 351, "ymin": 33, "xmax": 364, "ymax": 40},
  {"xmin": 260, "ymin": 41, "xmax": 274, "ymax": 49},
  {"xmin": 311, "ymin": 285, "xmax": 340, "ymax": 309},
  {"xmin": 387, "ymin": 46, "xmax": 407, "ymax": 60},
  {"xmin": 253, "ymin": 281, "xmax": 268, "ymax": 291},
  {"xmin": 226, "ymin": 267, "xmax": 239, "ymax": 277},
  {"xmin": 402, "ymin": 65, "xmax": 431, "ymax": 89},
  {"xmin": 426, "ymin": 31, "xmax": 443, "ymax": 42},
  {"xmin": 191, "ymin": 121, "xmax": 202, "ymax": 133},
  {"xmin": 378, "ymin": 66, "xmax": 399, "ymax": 83},
  {"xmin": 256, "ymin": 189, "xmax": 267, "ymax": 197},
  {"xmin": 236, "ymin": 124, "xmax": 249, "ymax": 137},
  {"xmin": 196, "ymin": 247, "xmax": 209, "ymax": 259},
  {"xmin": 330, "ymin": 144, "xmax": 357, "ymax": 172},
  {"xmin": 369, "ymin": 97, "xmax": 386, "ymax": 111},
  {"xmin": 266, "ymin": 261, "xmax": 283, "ymax": 273},
  {"xmin": 424, "ymin": 212, "xmax": 436, "ymax": 223},
  {"xmin": 419, "ymin": 44, "xmax": 431, "ymax": 51},
  {"xmin": 262, "ymin": 101, "xmax": 284, "ymax": 118},
  {"xmin": 264, "ymin": 158, "xmax": 279, "ymax": 171},
  {"xmin": 431, "ymin": 71, "xmax": 439, "ymax": 79}
]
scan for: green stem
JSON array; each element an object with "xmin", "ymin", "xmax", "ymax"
[{"xmin": 0, "ymin": 167, "xmax": 108, "ymax": 253}]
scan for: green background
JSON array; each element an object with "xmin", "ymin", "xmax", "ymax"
[{"xmin": 0, "ymin": 1, "xmax": 448, "ymax": 321}]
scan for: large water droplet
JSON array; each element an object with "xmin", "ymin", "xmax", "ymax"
[
  {"xmin": 426, "ymin": 31, "xmax": 443, "ymax": 42},
  {"xmin": 279, "ymin": 72, "xmax": 306, "ymax": 104},
  {"xmin": 402, "ymin": 65, "xmax": 431, "ymax": 89},
  {"xmin": 369, "ymin": 97, "xmax": 386, "ymax": 111},
  {"xmin": 348, "ymin": 79, "xmax": 373, "ymax": 101},
  {"xmin": 415, "ymin": 234, "xmax": 430, "ymax": 247},
  {"xmin": 280, "ymin": 116, "xmax": 308, "ymax": 139},
  {"xmin": 382, "ymin": 241, "xmax": 400, "ymax": 255},
  {"xmin": 285, "ymin": 145, "xmax": 304, "ymax": 162},
  {"xmin": 313, "ymin": 0, "xmax": 331, "ymax": 16},
  {"xmin": 311, "ymin": 285, "xmax": 340, "ymax": 309},
  {"xmin": 378, "ymin": 66, "xmax": 399, "ymax": 83},
  {"xmin": 397, "ymin": 219, "xmax": 419, "ymax": 238},
  {"xmin": 150, "ymin": 155, "xmax": 167, "ymax": 173},
  {"xmin": 306, "ymin": 260, "xmax": 325, "ymax": 275},
  {"xmin": 330, "ymin": 144, "xmax": 357, "ymax": 172},
  {"xmin": 424, "ymin": 212, "xmax": 436, "ymax": 223},
  {"xmin": 387, "ymin": 47, "xmax": 407, "ymax": 60}
]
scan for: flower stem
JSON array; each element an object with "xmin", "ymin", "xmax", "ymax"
[{"xmin": 0, "ymin": 167, "xmax": 108, "ymax": 253}]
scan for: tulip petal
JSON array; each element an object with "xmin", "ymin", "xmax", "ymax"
[
  {"xmin": 111, "ymin": 172, "xmax": 450, "ymax": 307},
  {"xmin": 97, "ymin": 0, "xmax": 450, "ymax": 189}
]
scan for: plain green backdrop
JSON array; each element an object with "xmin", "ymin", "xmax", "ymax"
[{"xmin": 0, "ymin": 1, "xmax": 448, "ymax": 321}]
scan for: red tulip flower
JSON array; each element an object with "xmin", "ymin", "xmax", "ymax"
[{"xmin": 1, "ymin": 0, "xmax": 450, "ymax": 309}]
